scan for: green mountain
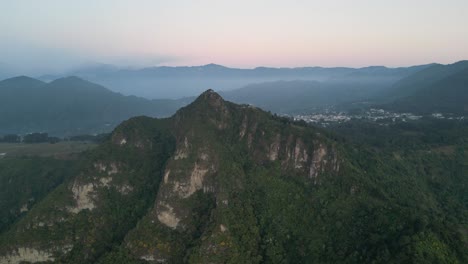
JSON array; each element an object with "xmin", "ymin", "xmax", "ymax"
[
  {"xmin": 389, "ymin": 67, "xmax": 468, "ymax": 114},
  {"xmin": 0, "ymin": 90, "xmax": 466, "ymax": 263},
  {"xmin": 383, "ymin": 60, "xmax": 468, "ymax": 101},
  {"xmin": 0, "ymin": 76, "xmax": 45, "ymax": 90},
  {"xmin": 0, "ymin": 157, "xmax": 79, "ymax": 234},
  {"xmin": 222, "ymin": 80, "xmax": 389, "ymax": 113},
  {"xmin": 0, "ymin": 76, "xmax": 186, "ymax": 136}
]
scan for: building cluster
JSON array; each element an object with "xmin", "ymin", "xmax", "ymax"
[{"xmin": 292, "ymin": 108, "xmax": 424, "ymax": 126}]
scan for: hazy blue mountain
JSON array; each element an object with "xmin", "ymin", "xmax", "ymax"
[
  {"xmin": 221, "ymin": 77, "xmax": 401, "ymax": 114},
  {"xmin": 382, "ymin": 60, "xmax": 468, "ymax": 100},
  {"xmin": 0, "ymin": 76, "xmax": 187, "ymax": 136},
  {"xmin": 221, "ymin": 80, "xmax": 331, "ymax": 113},
  {"xmin": 328, "ymin": 64, "xmax": 432, "ymax": 84},
  {"xmin": 39, "ymin": 63, "xmax": 430, "ymax": 99},
  {"xmin": 388, "ymin": 67, "xmax": 468, "ymax": 114},
  {"xmin": 0, "ymin": 75, "xmax": 45, "ymax": 90}
]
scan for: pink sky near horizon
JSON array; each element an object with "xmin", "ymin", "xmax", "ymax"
[{"xmin": 1, "ymin": 0, "xmax": 468, "ymax": 73}]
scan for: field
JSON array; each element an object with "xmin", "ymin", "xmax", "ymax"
[{"xmin": 0, "ymin": 141, "xmax": 97, "ymax": 158}]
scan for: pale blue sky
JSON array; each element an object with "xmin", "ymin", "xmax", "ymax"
[{"xmin": 1, "ymin": 0, "xmax": 468, "ymax": 74}]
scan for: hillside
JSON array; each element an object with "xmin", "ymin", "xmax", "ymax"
[
  {"xmin": 0, "ymin": 76, "xmax": 45, "ymax": 90},
  {"xmin": 217, "ymin": 64, "xmax": 433, "ymax": 114},
  {"xmin": 0, "ymin": 157, "xmax": 79, "ymax": 233},
  {"xmin": 382, "ymin": 60, "xmax": 468, "ymax": 101},
  {"xmin": 222, "ymin": 79, "xmax": 389, "ymax": 113},
  {"xmin": 382, "ymin": 66, "xmax": 468, "ymax": 114},
  {"xmin": 0, "ymin": 76, "xmax": 186, "ymax": 136},
  {"xmin": 0, "ymin": 90, "xmax": 466, "ymax": 263}
]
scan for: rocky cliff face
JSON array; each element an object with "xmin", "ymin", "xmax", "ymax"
[{"xmin": 0, "ymin": 90, "xmax": 342, "ymax": 263}]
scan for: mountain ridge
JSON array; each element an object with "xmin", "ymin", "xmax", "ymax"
[
  {"xmin": 36, "ymin": 62, "xmax": 436, "ymax": 99},
  {"xmin": 388, "ymin": 66, "xmax": 468, "ymax": 113},
  {"xmin": 382, "ymin": 60, "xmax": 468, "ymax": 100},
  {"xmin": 0, "ymin": 76, "xmax": 187, "ymax": 136}
]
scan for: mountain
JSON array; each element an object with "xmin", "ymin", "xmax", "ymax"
[
  {"xmin": 222, "ymin": 80, "xmax": 325, "ymax": 113},
  {"xmin": 0, "ymin": 76, "xmax": 187, "ymax": 136},
  {"xmin": 382, "ymin": 60, "xmax": 468, "ymax": 100},
  {"xmin": 0, "ymin": 90, "xmax": 466, "ymax": 263},
  {"xmin": 388, "ymin": 67, "xmax": 468, "ymax": 114},
  {"xmin": 0, "ymin": 157, "xmax": 78, "ymax": 233},
  {"xmin": 222, "ymin": 79, "xmax": 391, "ymax": 114},
  {"xmin": 217, "ymin": 64, "xmax": 435, "ymax": 114},
  {"xmin": 0, "ymin": 76, "xmax": 45, "ymax": 90},
  {"xmin": 39, "ymin": 63, "xmax": 430, "ymax": 99}
]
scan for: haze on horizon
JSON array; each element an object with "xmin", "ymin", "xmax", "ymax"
[{"xmin": 1, "ymin": 0, "xmax": 468, "ymax": 76}]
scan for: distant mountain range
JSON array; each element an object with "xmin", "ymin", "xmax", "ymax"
[
  {"xmin": 1, "ymin": 60, "xmax": 466, "ymax": 137},
  {"xmin": 221, "ymin": 79, "xmax": 391, "ymax": 114},
  {"xmin": 0, "ymin": 76, "xmax": 188, "ymax": 136},
  {"xmin": 222, "ymin": 61, "xmax": 468, "ymax": 115},
  {"xmin": 38, "ymin": 63, "xmax": 431, "ymax": 99}
]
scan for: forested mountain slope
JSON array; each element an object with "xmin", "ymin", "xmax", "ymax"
[{"xmin": 0, "ymin": 76, "xmax": 186, "ymax": 136}]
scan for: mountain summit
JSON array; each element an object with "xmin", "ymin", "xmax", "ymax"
[{"xmin": 192, "ymin": 89, "xmax": 224, "ymax": 107}]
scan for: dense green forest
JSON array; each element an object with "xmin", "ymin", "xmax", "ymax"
[
  {"xmin": 0, "ymin": 157, "xmax": 79, "ymax": 233},
  {"xmin": 0, "ymin": 91, "xmax": 466, "ymax": 263}
]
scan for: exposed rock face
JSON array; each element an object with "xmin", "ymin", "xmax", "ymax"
[
  {"xmin": 173, "ymin": 163, "xmax": 209, "ymax": 198},
  {"xmin": 19, "ymin": 204, "xmax": 28, "ymax": 213},
  {"xmin": 156, "ymin": 202, "xmax": 180, "ymax": 229},
  {"xmin": 293, "ymin": 138, "xmax": 309, "ymax": 169},
  {"xmin": 67, "ymin": 174, "xmax": 116, "ymax": 214},
  {"xmin": 154, "ymin": 138, "xmax": 217, "ymax": 230},
  {"xmin": 174, "ymin": 137, "xmax": 189, "ymax": 160},
  {"xmin": 68, "ymin": 182, "xmax": 96, "ymax": 213},
  {"xmin": 0, "ymin": 245, "xmax": 73, "ymax": 264},
  {"xmin": 268, "ymin": 134, "xmax": 281, "ymax": 161},
  {"xmin": 163, "ymin": 169, "xmax": 171, "ymax": 184},
  {"xmin": 309, "ymin": 145, "xmax": 328, "ymax": 179},
  {"xmin": 239, "ymin": 115, "xmax": 248, "ymax": 138},
  {"xmin": 0, "ymin": 248, "xmax": 55, "ymax": 264},
  {"xmin": 94, "ymin": 162, "xmax": 119, "ymax": 175}
]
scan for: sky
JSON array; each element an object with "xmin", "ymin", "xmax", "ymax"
[{"xmin": 1, "ymin": 0, "xmax": 468, "ymax": 75}]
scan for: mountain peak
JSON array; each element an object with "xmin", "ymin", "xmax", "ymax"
[
  {"xmin": 49, "ymin": 76, "xmax": 105, "ymax": 88},
  {"xmin": 202, "ymin": 63, "xmax": 226, "ymax": 68},
  {"xmin": 201, "ymin": 88, "xmax": 218, "ymax": 96},
  {"xmin": 175, "ymin": 89, "xmax": 228, "ymax": 122},
  {"xmin": 195, "ymin": 89, "xmax": 225, "ymax": 108}
]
